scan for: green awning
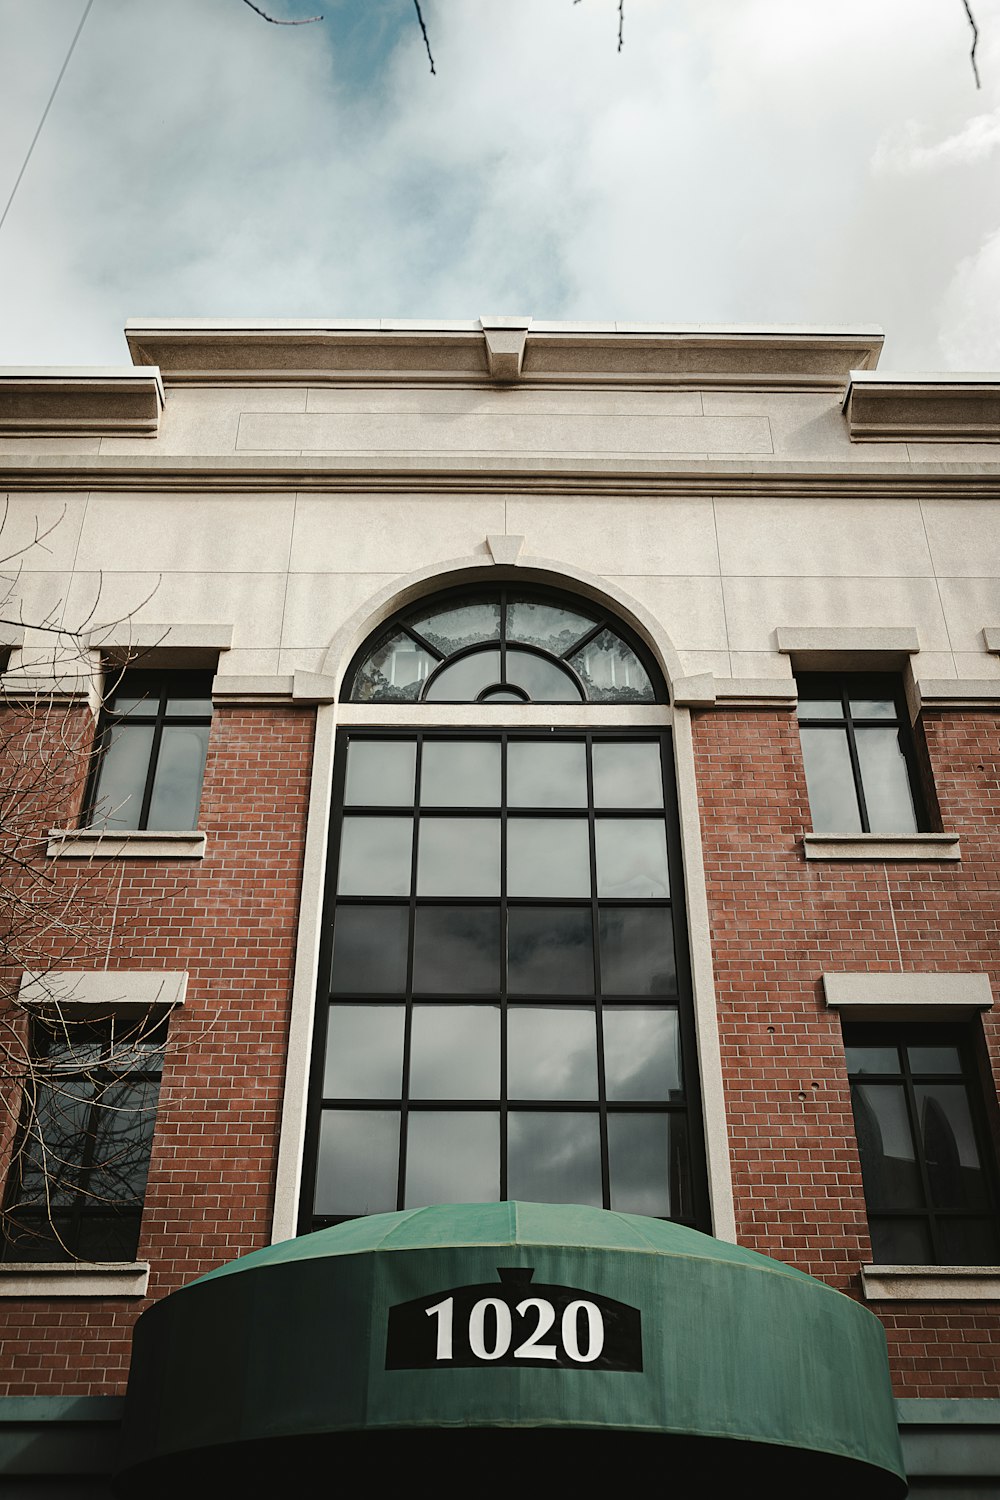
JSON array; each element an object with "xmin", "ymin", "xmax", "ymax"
[{"xmin": 116, "ymin": 1202, "xmax": 906, "ymax": 1496}]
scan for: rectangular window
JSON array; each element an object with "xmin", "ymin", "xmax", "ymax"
[
  {"xmin": 85, "ymin": 670, "xmax": 213, "ymax": 830},
  {"xmin": 1, "ymin": 1014, "xmax": 166, "ymax": 1263},
  {"xmin": 845, "ymin": 1023, "xmax": 1000, "ymax": 1265},
  {"xmin": 796, "ymin": 673, "xmax": 925, "ymax": 834}
]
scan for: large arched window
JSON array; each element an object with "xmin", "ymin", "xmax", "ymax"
[{"xmin": 300, "ymin": 585, "xmax": 708, "ymax": 1232}]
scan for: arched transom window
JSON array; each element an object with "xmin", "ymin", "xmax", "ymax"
[{"xmin": 346, "ymin": 589, "xmax": 662, "ymax": 705}]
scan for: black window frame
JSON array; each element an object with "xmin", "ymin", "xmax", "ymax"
[
  {"xmin": 0, "ymin": 1013, "xmax": 167, "ymax": 1264},
  {"xmin": 795, "ymin": 671, "xmax": 929, "ymax": 833},
  {"xmin": 299, "ymin": 727, "xmax": 710, "ymax": 1236},
  {"xmin": 844, "ymin": 1020, "xmax": 1000, "ymax": 1266},
  {"xmin": 83, "ymin": 668, "xmax": 214, "ymax": 831}
]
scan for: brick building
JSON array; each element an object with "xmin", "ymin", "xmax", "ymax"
[{"xmin": 0, "ymin": 320, "xmax": 999, "ymax": 1493}]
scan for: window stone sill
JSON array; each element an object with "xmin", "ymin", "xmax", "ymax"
[
  {"xmin": 47, "ymin": 828, "xmax": 206, "ymax": 859},
  {"xmin": 0, "ymin": 1262, "xmax": 150, "ymax": 1298},
  {"xmin": 803, "ymin": 833, "xmax": 961, "ymax": 861},
  {"xmin": 862, "ymin": 1265, "xmax": 1000, "ymax": 1301}
]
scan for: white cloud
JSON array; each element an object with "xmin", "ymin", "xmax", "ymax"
[
  {"xmin": 939, "ymin": 224, "xmax": 1000, "ymax": 367},
  {"xmin": 874, "ymin": 112, "xmax": 1000, "ymax": 174}
]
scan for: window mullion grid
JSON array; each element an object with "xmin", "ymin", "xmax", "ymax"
[
  {"xmin": 396, "ymin": 733, "xmax": 422, "ymax": 1212},
  {"xmin": 499, "ymin": 731, "xmax": 508, "ymax": 1202},
  {"xmin": 585, "ymin": 734, "xmax": 611, "ymax": 1210}
]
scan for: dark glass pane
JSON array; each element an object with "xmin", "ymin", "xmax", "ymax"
[
  {"xmin": 416, "ymin": 818, "xmax": 500, "ymax": 897},
  {"xmin": 507, "ymin": 1112, "xmax": 603, "ymax": 1206},
  {"xmin": 146, "ymin": 724, "xmax": 209, "ymax": 830},
  {"xmin": 75, "ymin": 1213, "xmax": 142, "ymax": 1261},
  {"xmin": 87, "ymin": 1081, "xmax": 159, "ymax": 1204},
  {"xmin": 608, "ymin": 1113, "xmax": 688, "ymax": 1218},
  {"xmin": 849, "ymin": 696, "xmax": 897, "ymax": 720},
  {"xmin": 420, "ymin": 741, "xmax": 500, "ymax": 807},
  {"xmin": 324, "ymin": 1005, "xmax": 405, "ymax": 1098},
  {"xmin": 404, "ymin": 1112, "xmax": 500, "ymax": 1207},
  {"xmin": 507, "ymin": 740, "xmax": 587, "ymax": 809},
  {"xmin": 507, "ymin": 908, "xmax": 594, "ymax": 995},
  {"xmin": 907, "ymin": 1046, "xmax": 962, "ymax": 1075},
  {"xmin": 314, "ymin": 1109, "xmax": 399, "ymax": 1216},
  {"xmin": 330, "ymin": 906, "xmax": 409, "ymax": 994},
  {"xmin": 412, "ymin": 907, "xmax": 501, "ymax": 994},
  {"xmin": 353, "ymin": 632, "xmax": 436, "ymax": 703},
  {"xmin": 846, "ymin": 1046, "xmax": 899, "ymax": 1075},
  {"xmin": 344, "ymin": 740, "xmax": 416, "ymax": 807},
  {"xmin": 17, "ymin": 1082, "xmax": 93, "ymax": 1206},
  {"xmin": 603, "ymin": 1008, "xmax": 682, "ymax": 1100},
  {"xmin": 409, "ymin": 1006, "xmax": 500, "ymax": 1100},
  {"xmin": 505, "ymin": 598, "xmax": 594, "ymax": 654},
  {"xmin": 90, "ymin": 723, "xmax": 155, "ymax": 829},
  {"xmin": 938, "ymin": 1218, "xmax": 1000, "ymax": 1264},
  {"xmin": 799, "ymin": 727, "xmax": 862, "ymax": 833},
  {"xmin": 599, "ymin": 909, "xmax": 676, "ymax": 995},
  {"xmin": 1, "ymin": 1213, "xmax": 75, "ymax": 1263},
  {"xmin": 592, "ymin": 742, "xmax": 663, "ymax": 809},
  {"xmin": 915, "ymin": 1084, "xmax": 988, "ymax": 1209},
  {"xmin": 869, "ymin": 1217, "xmax": 932, "ymax": 1264},
  {"xmin": 567, "ymin": 630, "xmax": 654, "ymax": 704},
  {"xmin": 337, "ymin": 816, "xmax": 413, "ymax": 897},
  {"xmin": 507, "ymin": 1007, "xmax": 598, "ymax": 1101},
  {"xmin": 595, "ymin": 819, "xmax": 669, "ymax": 898},
  {"xmin": 408, "ymin": 599, "xmax": 501, "ymax": 655},
  {"xmin": 507, "ymin": 818, "xmax": 590, "ymax": 898},
  {"xmin": 505, "ymin": 649, "xmax": 582, "ymax": 703},
  {"xmin": 851, "ymin": 1083, "xmax": 921, "ymax": 1210},
  {"xmin": 855, "ymin": 729, "xmax": 918, "ymax": 834},
  {"xmin": 424, "ymin": 650, "xmax": 502, "ymax": 702}
]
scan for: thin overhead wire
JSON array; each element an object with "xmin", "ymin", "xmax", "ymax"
[{"xmin": 0, "ymin": 0, "xmax": 95, "ymax": 238}]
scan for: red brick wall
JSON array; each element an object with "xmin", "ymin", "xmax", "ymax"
[
  {"xmin": 693, "ymin": 704, "xmax": 1000, "ymax": 1397},
  {"xmin": 0, "ymin": 704, "xmax": 314, "ymax": 1395}
]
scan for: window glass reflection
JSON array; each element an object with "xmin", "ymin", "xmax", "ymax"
[
  {"xmin": 354, "ymin": 633, "xmax": 436, "ymax": 703},
  {"xmin": 599, "ymin": 909, "xmax": 676, "ymax": 994},
  {"xmin": 417, "ymin": 818, "xmax": 500, "ymax": 897},
  {"xmin": 507, "ymin": 819, "xmax": 591, "ymax": 897},
  {"xmin": 608, "ymin": 1113, "xmax": 687, "ymax": 1218},
  {"xmin": 409, "ymin": 1006, "xmax": 500, "ymax": 1100},
  {"xmin": 314, "ymin": 1110, "xmax": 398, "ymax": 1216},
  {"xmin": 799, "ymin": 728, "xmax": 861, "ymax": 833},
  {"xmin": 91, "ymin": 724, "xmax": 155, "ymax": 829},
  {"xmin": 851, "ymin": 1083, "xmax": 921, "ymax": 1210},
  {"xmin": 505, "ymin": 649, "xmax": 582, "ymax": 703},
  {"xmin": 412, "ymin": 907, "xmax": 501, "ymax": 993},
  {"xmin": 595, "ymin": 819, "xmax": 669, "ymax": 897},
  {"xmin": 507, "ymin": 741, "xmax": 587, "ymax": 808},
  {"xmin": 568, "ymin": 630, "xmax": 654, "ymax": 704},
  {"xmin": 408, "ymin": 600, "xmax": 501, "ymax": 655},
  {"xmin": 915, "ymin": 1084, "xmax": 988, "ymax": 1209},
  {"xmin": 404, "ymin": 1112, "xmax": 499, "ymax": 1207},
  {"xmin": 507, "ymin": 1112, "xmax": 603, "ymax": 1206},
  {"xmin": 420, "ymin": 741, "xmax": 500, "ymax": 807},
  {"xmin": 507, "ymin": 908, "xmax": 594, "ymax": 995},
  {"xmin": 338, "ymin": 817, "xmax": 413, "ymax": 897},
  {"xmin": 324, "ymin": 1006, "xmax": 404, "ymax": 1098},
  {"xmin": 854, "ymin": 729, "xmax": 918, "ymax": 833},
  {"xmin": 330, "ymin": 906, "xmax": 409, "ymax": 994},
  {"xmin": 505, "ymin": 598, "xmax": 594, "ymax": 654},
  {"xmin": 592, "ymin": 742, "xmax": 663, "ymax": 808},
  {"xmin": 424, "ymin": 651, "xmax": 501, "ymax": 702},
  {"xmin": 507, "ymin": 1007, "xmax": 598, "ymax": 1100},
  {"xmin": 603, "ymin": 1008, "xmax": 682, "ymax": 1100},
  {"xmin": 345, "ymin": 740, "xmax": 416, "ymax": 807}
]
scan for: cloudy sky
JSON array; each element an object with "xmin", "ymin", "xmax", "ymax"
[{"xmin": 0, "ymin": 0, "xmax": 998, "ymax": 369}]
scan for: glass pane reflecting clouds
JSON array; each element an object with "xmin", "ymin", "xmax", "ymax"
[
  {"xmin": 506, "ymin": 598, "xmax": 594, "ymax": 654},
  {"xmin": 603, "ymin": 1009, "xmax": 681, "ymax": 1100},
  {"xmin": 595, "ymin": 820, "xmax": 669, "ymax": 897},
  {"xmin": 507, "ymin": 908, "xmax": 594, "ymax": 994},
  {"xmin": 324, "ymin": 1006, "xmax": 404, "ymax": 1098},
  {"xmin": 91, "ymin": 724, "xmax": 154, "ymax": 829},
  {"xmin": 568, "ymin": 630, "xmax": 654, "ymax": 704},
  {"xmin": 420, "ymin": 741, "xmax": 500, "ymax": 806},
  {"xmin": 354, "ymin": 633, "xmax": 436, "ymax": 703},
  {"xmin": 345, "ymin": 740, "xmax": 416, "ymax": 806},
  {"xmin": 417, "ymin": 818, "xmax": 500, "ymax": 896},
  {"xmin": 412, "ymin": 907, "xmax": 501, "ymax": 993},
  {"xmin": 424, "ymin": 650, "xmax": 502, "ymax": 702},
  {"xmin": 799, "ymin": 728, "xmax": 861, "ymax": 832},
  {"xmin": 147, "ymin": 725, "xmax": 209, "ymax": 830},
  {"xmin": 599, "ymin": 909, "xmax": 676, "ymax": 994},
  {"xmin": 507, "ymin": 741, "xmax": 587, "ymax": 808},
  {"xmin": 796, "ymin": 697, "xmax": 842, "ymax": 721},
  {"xmin": 404, "ymin": 1112, "xmax": 499, "ymax": 1206},
  {"xmin": 849, "ymin": 696, "xmax": 897, "ymax": 720},
  {"xmin": 507, "ymin": 1112, "xmax": 602, "ymax": 1206},
  {"xmin": 592, "ymin": 742, "xmax": 663, "ymax": 808},
  {"xmin": 507, "ymin": 818, "xmax": 590, "ymax": 897},
  {"xmin": 330, "ymin": 906, "xmax": 409, "ymax": 993},
  {"xmin": 409, "ymin": 600, "xmax": 501, "ymax": 655},
  {"xmin": 338, "ymin": 817, "xmax": 413, "ymax": 896},
  {"xmin": 609, "ymin": 1114, "xmax": 687, "ymax": 1218},
  {"xmin": 314, "ymin": 1110, "xmax": 398, "ymax": 1216},
  {"xmin": 505, "ymin": 649, "xmax": 582, "ymax": 703},
  {"xmin": 409, "ymin": 1006, "xmax": 499, "ymax": 1099},
  {"xmin": 508, "ymin": 1007, "xmax": 598, "ymax": 1100},
  {"xmin": 855, "ymin": 729, "xmax": 918, "ymax": 833}
]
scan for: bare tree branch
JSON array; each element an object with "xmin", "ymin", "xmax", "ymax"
[
  {"xmin": 240, "ymin": 0, "xmax": 323, "ymax": 24},
  {"xmin": 618, "ymin": 0, "xmax": 624, "ymax": 52},
  {"xmin": 413, "ymin": 0, "xmax": 437, "ymax": 75},
  {"xmin": 961, "ymin": 0, "xmax": 981, "ymax": 88}
]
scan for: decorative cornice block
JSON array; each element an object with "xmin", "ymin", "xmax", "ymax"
[
  {"xmin": 845, "ymin": 371, "xmax": 1000, "ymax": 442},
  {"xmin": 0, "ymin": 368, "xmax": 163, "ymax": 437}
]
